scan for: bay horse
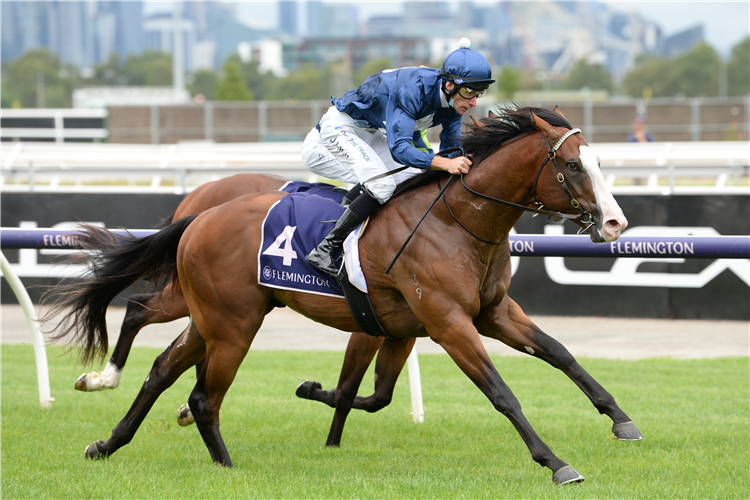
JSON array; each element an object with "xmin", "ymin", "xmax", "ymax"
[{"xmin": 45, "ymin": 106, "xmax": 641, "ymax": 485}]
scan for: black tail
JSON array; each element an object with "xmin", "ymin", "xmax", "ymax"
[{"xmin": 42, "ymin": 214, "xmax": 199, "ymax": 365}]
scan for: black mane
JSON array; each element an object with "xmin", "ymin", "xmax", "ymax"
[
  {"xmin": 394, "ymin": 106, "xmax": 573, "ymax": 194},
  {"xmin": 461, "ymin": 106, "xmax": 573, "ymax": 166}
]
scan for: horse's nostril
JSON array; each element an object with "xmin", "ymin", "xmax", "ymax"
[{"xmin": 603, "ymin": 219, "xmax": 620, "ymax": 234}]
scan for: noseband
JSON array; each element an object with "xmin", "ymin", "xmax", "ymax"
[
  {"xmin": 456, "ymin": 127, "xmax": 595, "ymax": 241},
  {"xmin": 533, "ymin": 128, "xmax": 594, "ymax": 231}
]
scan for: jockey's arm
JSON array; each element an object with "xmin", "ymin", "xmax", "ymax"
[
  {"xmin": 430, "ymin": 154, "xmax": 471, "ymax": 175},
  {"xmin": 386, "ymin": 87, "xmax": 437, "ymax": 170},
  {"xmin": 387, "ymin": 87, "xmax": 471, "ymax": 175},
  {"xmin": 431, "ymin": 111, "xmax": 470, "ymax": 174}
]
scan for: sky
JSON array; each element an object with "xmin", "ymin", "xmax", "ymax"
[{"xmin": 144, "ymin": 1, "xmax": 750, "ymax": 57}]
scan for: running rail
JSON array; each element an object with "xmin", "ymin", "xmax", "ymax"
[
  {"xmin": 2, "ymin": 228, "xmax": 749, "ymax": 258},
  {"xmin": 2, "ymin": 227, "xmax": 748, "ymax": 413}
]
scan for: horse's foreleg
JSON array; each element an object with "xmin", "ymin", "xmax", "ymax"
[
  {"xmin": 75, "ymin": 286, "xmax": 190, "ymax": 392},
  {"xmin": 476, "ymin": 296, "xmax": 642, "ymax": 441},
  {"xmin": 430, "ymin": 317, "xmax": 583, "ymax": 484},
  {"xmin": 84, "ymin": 322, "xmax": 206, "ymax": 460}
]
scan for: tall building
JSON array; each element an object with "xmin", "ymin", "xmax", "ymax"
[
  {"xmin": 50, "ymin": 1, "xmax": 92, "ymax": 67},
  {"xmin": 0, "ymin": 2, "xmax": 26, "ymax": 62},
  {"xmin": 279, "ymin": 1, "xmax": 299, "ymax": 37},
  {"xmin": 661, "ymin": 26, "xmax": 704, "ymax": 57},
  {"xmin": 184, "ymin": 1, "xmax": 208, "ymax": 35},
  {"xmin": 306, "ymin": 1, "xmax": 325, "ymax": 38},
  {"xmin": 95, "ymin": 1, "xmax": 144, "ymax": 64},
  {"xmin": 202, "ymin": 3, "xmax": 273, "ymax": 68},
  {"xmin": 1, "ymin": 1, "xmax": 93, "ymax": 67},
  {"xmin": 143, "ymin": 13, "xmax": 197, "ymax": 72}
]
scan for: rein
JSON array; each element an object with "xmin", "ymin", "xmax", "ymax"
[
  {"xmin": 384, "ymin": 129, "xmax": 594, "ymax": 273},
  {"xmin": 383, "ymin": 147, "xmax": 464, "ymax": 275},
  {"xmin": 452, "ymin": 127, "xmax": 595, "ymax": 239},
  {"xmin": 461, "ymin": 128, "xmax": 591, "ymax": 222}
]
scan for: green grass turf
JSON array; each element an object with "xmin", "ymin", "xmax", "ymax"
[{"xmin": 1, "ymin": 345, "xmax": 748, "ymax": 499}]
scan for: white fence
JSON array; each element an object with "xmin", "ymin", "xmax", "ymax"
[
  {"xmin": 2, "ymin": 140, "xmax": 748, "ymax": 195},
  {"xmin": 1, "ymin": 108, "xmax": 108, "ymax": 142}
]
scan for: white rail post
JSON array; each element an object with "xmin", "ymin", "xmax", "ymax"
[
  {"xmin": 406, "ymin": 346, "xmax": 424, "ymax": 423},
  {"xmin": 0, "ymin": 251, "xmax": 53, "ymax": 409}
]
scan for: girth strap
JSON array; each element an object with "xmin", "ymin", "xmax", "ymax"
[{"xmin": 337, "ymin": 265, "xmax": 395, "ymax": 339}]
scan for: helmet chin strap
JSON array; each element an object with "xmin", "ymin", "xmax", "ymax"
[{"xmin": 442, "ymin": 81, "xmax": 459, "ymax": 109}]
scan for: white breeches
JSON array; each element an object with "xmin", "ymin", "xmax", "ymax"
[{"xmin": 301, "ymin": 106, "xmax": 424, "ymax": 202}]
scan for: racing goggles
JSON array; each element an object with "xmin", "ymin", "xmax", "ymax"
[{"xmin": 456, "ymin": 85, "xmax": 486, "ymax": 99}]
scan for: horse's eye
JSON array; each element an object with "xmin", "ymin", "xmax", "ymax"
[{"xmin": 566, "ymin": 161, "xmax": 579, "ymax": 171}]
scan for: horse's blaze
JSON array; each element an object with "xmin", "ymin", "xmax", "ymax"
[{"xmin": 579, "ymin": 146, "xmax": 627, "ymax": 241}]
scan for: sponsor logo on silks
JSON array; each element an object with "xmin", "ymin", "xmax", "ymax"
[
  {"xmin": 543, "ymin": 225, "xmax": 750, "ymax": 288},
  {"xmin": 339, "ymin": 130, "xmax": 371, "ymax": 162}
]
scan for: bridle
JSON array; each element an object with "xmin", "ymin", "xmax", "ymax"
[
  {"xmin": 384, "ymin": 128, "xmax": 596, "ymax": 273},
  {"xmin": 450, "ymin": 127, "xmax": 596, "ymax": 244}
]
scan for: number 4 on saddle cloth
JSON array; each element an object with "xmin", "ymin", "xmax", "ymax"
[
  {"xmin": 261, "ymin": 183, "xmax": 389, "ymax": 338},
  {"xmin": 258, "ymin": 186, "xmax": 368, "ymax": 293}
]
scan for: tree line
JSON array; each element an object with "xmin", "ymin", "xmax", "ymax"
[{"xmin": 2, "ymin": 37, "xmax": 748, "ymax": 108}]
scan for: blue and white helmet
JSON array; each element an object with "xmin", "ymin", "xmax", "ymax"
[{"xmin": 440, "ymin": 38, "xmax": 495, "ymax": 90}]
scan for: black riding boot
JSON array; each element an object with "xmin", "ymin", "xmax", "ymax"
[
  {"xmin": 306, "ymin": 192, "xmax": 380, "ymax": 276},
  {"xmin": 341, "ymin": 183, "xmax": 362, "ymax": 206}
]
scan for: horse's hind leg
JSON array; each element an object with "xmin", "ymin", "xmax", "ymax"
[
  {"xmin": 84, "ymin": 320, "xmax": 206, "ymax": 460},
  {"xmin": 296, "ymin": 332, "xmax": 383, "ymax": 409},
  {"xmin": 352, "ymin": 336, "xmax": 416, "ymax": 412},
  {"xmin": 326, "ymin": 335, "xmax": 414, "ymax": 447},
  {"xmin": 296, "ymin": 334, "xmax": 415, "ymax": 415},
  {"xmin": 476, "ymin": 296, "xmax": 642, "ymax": 441},
  {"xmin": 183, "ymin": 295, "xmax": 267, "ymax": 466},
  {"xmin": 75, "ymin": 284, "xmax": 191, "ymax": 392},
  {"xmin": 187, "ymin": 334, "xmax": 257, "ymax": 466}
]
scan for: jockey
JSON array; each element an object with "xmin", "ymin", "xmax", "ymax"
[{"xmin": 301, "ymin": 38, "xmax": 495, "ymax": 276}]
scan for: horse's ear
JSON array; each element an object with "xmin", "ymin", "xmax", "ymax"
[
  {"xmin": 552, "ymin": 105, "xmax": 566, "ymax": 119},
  {"xmin": 488, "ymin": 110, "xmax": 498, "ymax": 119},
  {"xmin": 469, "ymin": 115, "xmax": 483, "ymax": 128},
  {"xmin": 532, "ymin": 112, "xmax": 555, "ymax": 135}
]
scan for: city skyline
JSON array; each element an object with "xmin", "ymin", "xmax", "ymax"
[
  {"xmin": 141, "ymin": 1, "xmax": 748, "ymax": 57},
  {"xmin": 3, "ymin": 0, "xmax": 747, "ymax": 84}
]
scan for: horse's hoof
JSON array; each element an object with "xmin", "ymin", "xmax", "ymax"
[
  {"xmin": 84, "ymin": 440, "xmax": 106, "ymax": 459},
  {"xmin": 177, "ymin": 404, "xmax": 195, "ymax": 426},
  {"xmin": 295, "ymin": 380, "xmax": 322, "ymax": 399},
  {"xmin": 75, "ymin": 372, "xmax": 104, "ymax": 391},
  {"xmin": 612, "ymin": 421, "xmax": 643, "ymax": 441},
  {"xmin": 552, "ymin": 465, "xmax": 585, "ymax": 485}
]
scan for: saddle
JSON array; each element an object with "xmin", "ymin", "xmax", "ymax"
[{"xmin": 259, "ymin": 183, "xmax": 393, "ymax": 338}]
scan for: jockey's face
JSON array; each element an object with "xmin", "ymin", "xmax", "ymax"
[{"xmin": 445, "ymin": 81, "xmax": 478, "ymax": 115}]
